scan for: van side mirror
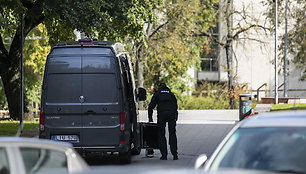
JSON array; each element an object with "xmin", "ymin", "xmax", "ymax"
[{"xmin": 137, "ymin": 88, "xmax": 147, "ymax": 101}]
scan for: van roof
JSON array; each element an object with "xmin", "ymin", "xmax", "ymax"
[{"xmin": 52, "ymin": 39, "xmax": 126, "ymax": 55}]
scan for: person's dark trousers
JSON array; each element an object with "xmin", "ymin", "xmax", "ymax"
[
  {"xmin": 168, "ymin": 119, "xmax": 178, "ymax": 157},
  {"xmin": 157, "ymin": 114, "xmax": 178, "ymax": 158}
]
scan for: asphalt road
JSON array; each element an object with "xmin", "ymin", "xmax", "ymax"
[{"xmin": 86, "ymin": 110, "xmax": 239, "ymax": 170}]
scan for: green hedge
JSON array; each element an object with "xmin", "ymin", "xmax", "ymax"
[{"xmin": 178, "ymin": 95, "xmax": 231, "ymax": 110}]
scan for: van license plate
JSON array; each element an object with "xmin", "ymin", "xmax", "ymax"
[{"xmin": 52, "ymin": 135, "xmax": 79, "ymax": 143}]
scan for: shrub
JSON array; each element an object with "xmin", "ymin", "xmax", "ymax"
[{"xmin": 178, "ymin": 95, "xmax": 230, "ymax": 110}]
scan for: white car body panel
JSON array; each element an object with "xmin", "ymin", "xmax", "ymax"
[
  {"xmin": 201, "ymin": 111, "xmax": 306, "ymax": 172},
  {"xmin": 0, "ymin": 137, "xmax": 89, "ymax": 174}
]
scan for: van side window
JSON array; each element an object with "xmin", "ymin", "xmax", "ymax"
[{"xmin": 120, "ymin": 56, "xmax": 130, "ymax": 99}]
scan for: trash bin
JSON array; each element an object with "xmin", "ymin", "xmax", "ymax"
[{"xmin": 239, "ymin": 94, "xmax": 252, "ymax": 121}]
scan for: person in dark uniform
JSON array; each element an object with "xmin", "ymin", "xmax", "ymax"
[{"xmin": 148, "ymin": 83, "xmax": 178, "ymax": 160}]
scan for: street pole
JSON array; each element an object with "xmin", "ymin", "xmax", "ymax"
[
  {"xmin": 18, "ymin": 12, "xmax": 24, "ymax": 136},
  {"xmin": 284, "ymin": 0, "xmax": 288, "ymax": 97},
  {"xmin": 274, "ymin": 0, "xmax": 278, "ymax": 104}
]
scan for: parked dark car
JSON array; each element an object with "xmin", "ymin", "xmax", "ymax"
[{"xmin": 39, "ymin": 39, "xmax": 146, "ymax": 164}]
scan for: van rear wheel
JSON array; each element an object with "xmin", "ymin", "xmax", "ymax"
[
  {"xmin": 131, "ymin": 146, "xmax": 141, "ymax": 155},
  {"xmin": 119, "ymin": 148, "xmax": 131, "ymax": 164}
]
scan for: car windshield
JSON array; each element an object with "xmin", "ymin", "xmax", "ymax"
[{"xmin": 210, "ymin": 127, "xmax": 306, "ymax": 173}]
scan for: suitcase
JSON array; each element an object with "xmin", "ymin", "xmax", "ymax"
[{"xmin": 140, "ymin": 122, "xmax": 159, "ymax": 149}]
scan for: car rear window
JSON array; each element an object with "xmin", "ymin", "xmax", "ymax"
[{"xmin": 50, "ymin": 47, "xmax": 114, "ymax": 55}]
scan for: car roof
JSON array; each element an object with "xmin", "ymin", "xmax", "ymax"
[
  {"xmin": 0, "ymin": 137, "xmax": 72, "ymax": 147},
  {"xmin": 240, "ymin": 111, "xmax": 306, "ymax": 128}
]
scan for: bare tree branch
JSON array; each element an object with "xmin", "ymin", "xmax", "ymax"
[
  {"xmin": 134, "ymin": 20, "xmax": 170, "ymax": 52},
  {"xmin": 239, "ymin": 37, "xmax": 268, "ymax": 43},
  {"xmin": 148, "ymin": 20, "xmax": 170, "ymax": 39},
  {"xmin": 232, "ymin": 49, "xmax": 238, "ymax": 78},
  {"xmin": 192, "ymin": 31, "xmax": 226, "ymax": 47},
  {"xmin": 232, "ymin": 24, "xmax": 270, "ymax": 39}
]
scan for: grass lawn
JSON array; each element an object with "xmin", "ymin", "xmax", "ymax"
[
  {"xmin": 271, "ymin": 103, "xmax": 306, "ymax": 112},
  {"xmin": 0, "ymin": 120, "xmax": 38, "ymax": 137}
]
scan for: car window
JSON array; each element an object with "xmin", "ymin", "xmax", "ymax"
[
  {"xmin": 210, "ymin": 127, "xmax": 306, "ymax": 173},
  {"xmin": 20, "ymin": 147, "xmax": 68, "ymax": 174},
  {"xmin": 0, "ymin": 148, "xmax": 10, "ymax": 174}
]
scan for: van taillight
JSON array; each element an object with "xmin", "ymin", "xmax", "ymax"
[
  {"xmin": 120, "ymin": 112, "xmax": 125, "ymax": 132},
  {"xmin": 39, "ymin": 112, "xmax": 45, "ymax": 132}
]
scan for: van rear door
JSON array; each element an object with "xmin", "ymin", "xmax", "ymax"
[
  {"xmin": 44, "ymin": 55, "xmax": 82, "ymax": 146},
  {"xmin": 81, "ymin": 56, "xmax": 121, "ymax": 147},
  {"xmin": 44, "ymin": 47, "xmax": 121, "ymax": 148}
]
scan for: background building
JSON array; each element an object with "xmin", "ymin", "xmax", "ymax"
[{"xmin": 196, "ymin": 0, "xmax": 306, "ymax": 101}]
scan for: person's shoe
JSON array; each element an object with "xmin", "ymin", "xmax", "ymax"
[
  {"xmin": 160, "ymin": 156, "xmax": 167, "ymax": 160},
  {"xmin": 146, "ymin": 149, "xmax": 154, "ymax": 158},
  {"xmin": 173, "ymin": 155, "xmax": 178, "ymax": 160}
]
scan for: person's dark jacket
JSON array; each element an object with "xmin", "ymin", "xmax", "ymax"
[{"xmin": 148, "ymin": 85, "xmax": 178, "ymax": 121}]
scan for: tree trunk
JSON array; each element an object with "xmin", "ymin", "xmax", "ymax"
[
  {"xmin": 225, "ymin": 44, "xmax": 235, "ymax": 109},
  {"xmin": 224, "ymin": 0, "xmax": 235, "ymax": 109},
  {"xmin": 135, "ymin": 44, "xmax": 145, "ymax": 109},
  {"xmin": 136, "ymin": 45, "xmax": 144, "ymax": 88},
  {"xmin": 0, "ymin": 5, "xmax": 44, "ymax": 120},
  {"xmin": 0, "ymin": 55, "xmax": 21, "ymax": 120}
]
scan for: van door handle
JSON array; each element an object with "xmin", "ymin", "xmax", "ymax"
[
  {"xmin": 86, "ymin": 110, "xmax": 96, "ymax": 114},
  {"xmin": 79, "ymin": 96, "xmax": 85, "ymax": 103}
]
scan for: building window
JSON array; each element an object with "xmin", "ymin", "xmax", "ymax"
[
  {"xmin": 201, "ymin": 58, "xmax": 218, "ymax": 72},
  {"xmin": 200, "ymin": 40, "xmax": 218, "ymax": 72}
]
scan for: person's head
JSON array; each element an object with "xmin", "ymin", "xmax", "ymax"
[{"xmin": 158, "ymin": 83, "xmax": 167, "ymax": 89}]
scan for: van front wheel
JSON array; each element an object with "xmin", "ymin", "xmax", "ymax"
[{"xmin": 119, "ymin": 148, "xmax": 131, "ymax": 164}]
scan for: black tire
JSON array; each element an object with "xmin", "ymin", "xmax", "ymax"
[
  {"xmin": 131, "ymin": 146, "xmax": 141, "ymax": 155},
  {"xmin": 119, "ymin": 148, "xmax": 131, "ymax": 164}
]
